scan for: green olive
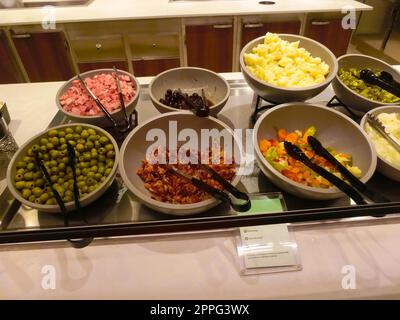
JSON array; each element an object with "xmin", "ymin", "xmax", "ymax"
[
  {"xmin": 16, "ymin": 161, "xmax": 27, "ymax": 169},
  {"xmin": 81, "ymin": 130, "xmax": 89, "ymax": 139},
  {"xmin": 48, "ymin": 129, "xmax": 58, "ymax": 137},
  {"xmin": 22, "ymin": 189, "xmax": 32, "ymax": 199},
  {"xmin": 35, "ymin": 178, "xmax": 45, "ymax": 187},
  {"xmin": 32, "ymin": 187, "xmax": 43, "ymax": 197},
  {"xmin": 23, "ymin": 172, "xmax": 34, "ymax": 181},
  {"xmin": 15, "ymin": 181, "xmax": 26, "ymax": 189},
  {"xmin": 40, "ymin": 193, "xmax": 49, "ymax": 203},
  {"xmin": 106, "ymin": 150, "xmax": 115, "ymax": 159},
  {"xmin": 25, "ymin": 181, "xmax": 35, "ymax": 189},
  {"xmin": 46, "ymin": 142, "xmax": 54, "ymax": 150},
  {"xmin": 75, "ymin": 126, "xmax": 83, "ymax": 134}
]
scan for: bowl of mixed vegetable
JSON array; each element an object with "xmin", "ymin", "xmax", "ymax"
[
  {"xmin": 332, "ymin": 54, "xmax": 400, "ymax": 113},
  {"xmin": 253, "ymin": 103, "xmax": 377, "ymax": 200},
  {"xmin": 6, "ymin": 123, "xmax": 119, "ymax": 212}
]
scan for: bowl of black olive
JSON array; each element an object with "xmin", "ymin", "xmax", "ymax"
[{"xmin": 149, "ymin": 67, "xmax": 230, "ymax": 116}]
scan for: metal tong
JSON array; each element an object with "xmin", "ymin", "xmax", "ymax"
[
  {"xmin": 113, "ymin": 66, "xmax": 133, "ymax": 133},
  {"xmin": 77, "ymin": 73, "xmax": 131, "ymax": 135},
  {"xmin": 360, "ymin": 69, "xmax": 400, "ymax": 98},
  {"xmin": 166, "ymin": 164, "xmax": 251, "ymax": 212},
  {"xmin": 366, "ymin": 113, "xmax": 400, "ymax": 154}
]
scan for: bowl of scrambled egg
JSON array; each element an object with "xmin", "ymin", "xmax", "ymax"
[{"xmin": 240, "ymin": 33, "xmax": 337, "ymax": 103}]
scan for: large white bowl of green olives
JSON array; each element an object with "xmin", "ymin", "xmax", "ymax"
[{"xmin": 6, "ymin": 123, "xmax": 119, "ymax": 213}]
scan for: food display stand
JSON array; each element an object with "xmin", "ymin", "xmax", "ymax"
[
  {"xmin": 1, "ymin": 72, "xmax": 400, "ymax": 245},
  {"xmin": 1, "ymin": 71, "xmax": 400, "ymax": 300}
]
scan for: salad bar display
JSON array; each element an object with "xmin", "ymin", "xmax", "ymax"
[{"xmin": 1, "ymin": 33, "xmax": 400, "ymax": 245}]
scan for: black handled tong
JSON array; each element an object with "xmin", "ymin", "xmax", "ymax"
[
  {"xmin": 67, "ymin": 141, "xmax": 81, "ymax": 211},
  {"xmin": 175, "ymin": 89, "xmax": 210, "ymax": 117},
  {"xmin": 307, "ymin": 136, "xmax": 389, "ymax": 203},
  {"xmin": 166, "ymin": 164, "xmax": 251, "ymax": 212},
  {"xmin": 284, "ymin": 137, "xmax": 390, "ymax": 205},
  {"xmin": 35, "ymin": 152, "xmax": 67, "ymax": 214},
  {"xmin": 360, "ymin": 69, "xmax": 400, "ymax": 98}
]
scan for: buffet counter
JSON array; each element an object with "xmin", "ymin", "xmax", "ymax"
[{"xmin": 1, "ymin": 71, "xmax": 400, "ymax": 299}]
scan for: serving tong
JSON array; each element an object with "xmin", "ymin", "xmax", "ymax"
[
  {"xmin": 166, "ymin": 163, "xmax": 251, "ymax": 212},
  {"xmin": 366, "ymin": 113, "xmax": 400, "ymax": 153},
  {"xmin": 360, "ymin": 69, "xmax": 400, "ymax": 98},
  {"xmin": 284, "ymin": 136, "xmax": 389, "ymax": 205},
  {"xmin": 77, "ymin": 69, "xmax": 134, "ymax": 136},
  {"xmin": 34, "ymin": 142, "xmax": 92, "ymax": 248},
  {"xmin": 174, "ymin": 89, "xmax": 210, "ymax": 117}
]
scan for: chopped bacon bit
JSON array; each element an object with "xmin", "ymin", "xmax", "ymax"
[{"xmin": 137, "ymin": 148, "xmax": 236, "ymax": 204}]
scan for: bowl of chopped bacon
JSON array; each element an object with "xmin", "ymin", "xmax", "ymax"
[
  {"xmin": 118, "ymin": 111, "xmax": 245, "ymax": 215},
  {"xmin": 56, "ymin": 69, "xmax": 140, "ymax": 127}
]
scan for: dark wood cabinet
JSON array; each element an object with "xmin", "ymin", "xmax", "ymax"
[
  {"xmin": 0, "ymin": 31, "xmax": 22, "ymax": 84},
  {"xmin": 186, "ymin": 24, "xmax": 234, "ymax": 73},
  {"xmin": 78, "ymin": 60, "xmax": 129, "ymax": 73},
  {"xmin": 305, "ymin": 19, "xmax": 353, "ymax": 57},
  {"xmin": 11, "ymin": 31, "xmax": 75, "ymax": 82},
  {"xmin": 132, "ymin": 58, "xmax": 180, "ymax": 77},
  {"xmin": 241, "ymin": 21, "xmax": 301, "ymax": 48}
]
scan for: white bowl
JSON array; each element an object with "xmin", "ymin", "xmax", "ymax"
[
  {"xmin": 332, "ymin": 54, "xmax": 400, "ymax": 113},
  {"xmin": 149, "ymin": 67, "xmax": 230, "ymax": 116},
  {"xmin": 360, "ymin": 105, "xmax": 400, "ymax": 182},
  {"xmin": 240, "ymin": 34, "xmax": 338, "ymax": 103},
  {"xmin": 118, "ymin": 111, "xmax": 244, "ymax": 215},
  {"xmin": 6, "ymin": 123, "xmax": 119, "ymax": 213},
  {"xmin": 56, "ymin": 68, "xmax": 140, "ymax": 127},
  {"xmin": 253, "ymin": 102, "xmax": 377, "ymax": 200}
]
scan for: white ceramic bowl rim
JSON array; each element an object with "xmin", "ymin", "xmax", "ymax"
[
  {"xmin": 361, "ymin": 105, "xmax": 400, "ymax": 170},
  {"xmin": 240, "ymin": 34, "xmax": 338, "ymax": 92},
  {"xmin": 6, "ymin": 123, "xmax": 119, "ymax": 211},
  {"xmin": 56, "ymin": 68, "xmax": 141, "ymax": 120},
  {"xmin": 148, "ymin": 66, "xmax": 230, "ymax": 113},
  {"xmin": 119, "ymin": 110, "xmax": 244, "ymax": 210},
  {"xmin": 253, "ymin": 102, "xmax": 377, "ymax": 194},
  {"xmin": 335, "ymin": 54, "xmax": 400, "ymax": 105}
]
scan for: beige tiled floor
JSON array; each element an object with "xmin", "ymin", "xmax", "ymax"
[{"xmin": 350, "ymin": 31, "xmax": 400, "ymax": 64}]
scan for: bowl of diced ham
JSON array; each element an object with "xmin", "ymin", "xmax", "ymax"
[{"xmin": 56, "ymin": 69, "xmax": 140, "ymax": 127}]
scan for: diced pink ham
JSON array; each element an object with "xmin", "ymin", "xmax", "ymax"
[{"xmin": 59, "ymin": 73, "xmax": 136, "ymax": 116}]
